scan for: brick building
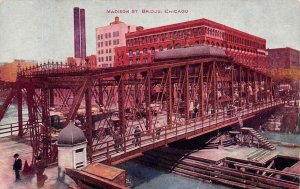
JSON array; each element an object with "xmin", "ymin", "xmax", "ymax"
[
  {"xmin": 267, "ymin": 47, "xmax": 300, "ymax": 69},
  {"xmin": 96, "ymin": 17, "xmax": 138, "ymax": 67},
  {"xmin": 114, "ymin": 18, "xmax": 267, "ymax": 71}
]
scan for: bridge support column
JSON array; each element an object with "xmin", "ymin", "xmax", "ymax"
[
  {"xmin": 41, "ymin": 83, "xmax": 50, "ymax": 164},
  {"xmin": 49, "ymin": 88, "xmax": 54, "ymax": 107},
  {"xmin": 253, "ymin": 72, "xmax": 257, "ymax": 103},
  {"xmin": 238, "ymin": 66, "xmax": 243, "ymax": 107},
  {"xmin": 145, "ymin": 71, "xmax": 152, "ymax": 132},
  {"xmin": 17, "ymin": 87, "xmax": 23, "ymax": 138},
  {"xmin": 166, "ymin": 68, "xmax": 173, "ymax": 128},
  {"xmin": 26, "ymin": 86, "xmax": 38, "ymax": 164},
  {"xmin": 230, "ymin": 63, "xmax": 234, "ymax": 105},
  {"xmin": 85, "ymin": 80, "xmax": 93, "ymax": 163},
  {"xmin": 212, "ymin": 62, "xmax": 217, "ymax": 114},
  {"xmin": 117, "ymin": 76, "xmax": 126, "ymax": 135},
  {"xmin": 246, "ymin": 69, "xmax": 250, "ymax": 105},
  {"xmin": 98, "ymin": 79, "xmax": 103, "ymax": 106},
  {"xmin": 184, "ymin": 65, "xmax": 190, "ymax": 125},
  {"xmin": 198, "ymin": 63, "xmax": 204, "ymax": 117}
]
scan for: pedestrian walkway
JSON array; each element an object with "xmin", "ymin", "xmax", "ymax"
[{"xmin": 0, "ymin": 136, "xmax": 75, "ymax": 189}]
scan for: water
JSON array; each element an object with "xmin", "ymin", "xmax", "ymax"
[
  {"xmin": 0, "ymin": 99, "xmax": 28, "ymax": 137},
  {"xmin": 262, "ymin": 131, "xmax": 300, "ymax": 145},
  {"xmin": 0, "ymin": 101, "xmax": 27, "ymax": 123},
  {"xmin": 118, "ymin": 161, "xmax": 230, "ymax": 189}
]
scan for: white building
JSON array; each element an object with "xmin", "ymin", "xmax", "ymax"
[{"xmin": 96, "ymin": 17, "xmax": 137, "ymax": 67}]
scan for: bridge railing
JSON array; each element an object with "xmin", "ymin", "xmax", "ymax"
[
  {"xmin": 0, "ymin": 120, "xmax": 30, "ymax": 137},
  {"xmin": 91, "ymin": 99, "xmax": 283, "ymax": 162},
  {"xmin": 17, "ymin": 62, "xmax": 89, "ymax": 77}
]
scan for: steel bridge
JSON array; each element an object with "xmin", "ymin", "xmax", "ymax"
[{"xmin": 0, "ymin": 46, "xmax": 282, "ymax": 165}]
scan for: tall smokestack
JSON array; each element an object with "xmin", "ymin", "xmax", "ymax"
[
  {"xmin": 80, "ymin": 9, "xmax": 86, "ymax": 58},
  {"xmin": 74, "ymin": 7, "xmax": 81, "ymax": 58}
]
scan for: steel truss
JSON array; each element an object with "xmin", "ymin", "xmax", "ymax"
[{"xmin": 0, "ymin": 56, "xmax": 277, "ymax": 165}]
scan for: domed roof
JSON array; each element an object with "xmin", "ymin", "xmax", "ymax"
[
  {"xmin": 57, "ymin": 122, "xmax": 87, "ymax": 147},
  {"xmin": 154, "ymin": 45, "xmax": 227, "ymax": 61}
]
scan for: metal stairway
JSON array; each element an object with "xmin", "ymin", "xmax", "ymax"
[{"xmin": 241, "ymin": 127, "xmax": 276, "ymax": 150}]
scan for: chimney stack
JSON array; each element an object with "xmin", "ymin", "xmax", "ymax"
[
  {"xmin": 73, "ymin": 7, "xmax": 86, "ymax": 58},
  {"xmin": 80, "ymin": 9, "xmax": 86, "ymax": 58},
  {"xmin": 73, "ymin": 7, "xmax": 81, "ymax": 58}
]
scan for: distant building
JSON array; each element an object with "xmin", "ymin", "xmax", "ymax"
[
  {"xmin": 0, "ymin": 59, "xmax": 37, "ymax": 82},
  {"xmin": 267, "ymin": 47, "xmax": 300, "ymax": 69},
  {"xmin": 115, "ymin": 18, "xmax": 267, "ymax": 71},
  {"xmin": 96, "ymin": 16, "xmax": 138, "ymax": 67}
]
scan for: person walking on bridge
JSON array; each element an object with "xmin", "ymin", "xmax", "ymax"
[
  {"xmin": 13, "ymin": 153, "xmax": 22, "ymax": 181},
  {"xmin": 134, "ymin": 126, "xmax": 142, "ymax": 147}
]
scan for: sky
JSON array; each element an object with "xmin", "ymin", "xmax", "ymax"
[{"xmin": 0, "ymin": 0, "xmax": 299, "ymax": 63}]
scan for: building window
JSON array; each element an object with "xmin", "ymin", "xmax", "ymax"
[
  {"xmin": 105, "ymin": 33, "xmax": 108, "ymax": 38},
  {"xmin": 136, "ymin": 58, "xmax": 140, "ymax": 64},
  {"xmin": 101, "ymin": 34, "xmax": 103, "ymax": 39},
  {"xmin": 150, "ymin": 47, "xmax": 155, "ymax": 54},
  {"xmin": 136, "ymin": 49, "xmax": 140, "ymax": 56},
  {"xmin": 101, "ymin": 50, "xmax": 103, "ymax": 54},
  {"xmin": 98, "ymin": 50, "xmax": 100, "ymax": 55},
  {"xmin": 106, "ymin": 56, "xmax": 108, "ymax": 61},
  {"xmin": 109, "ymin": 56, "xmax": 112, "ymax": 61},
  {"xmin": 101, "ymin": 42, "xmax": 103, "ymax": 47},
  {"xmin": 109, "ymin": 40, "xmax": 111, "ymax": 46},
  {"xmin": 109, "ymin": 49, "xmax": 112, "ymax": 53},
  {"xmin": 108, "ymin": 33, "xmax": 111, "ymax": 38},
  {"xmin": 101, "ymin": 57, "xmax": 104, "ymax": 62},
  {"xmin": 129, "ymin": 59, "xmax": 133, "ymax": 64},
  {"xmin": 98, "ymin": 57, "xmax": 101, "ymax": 62},
  {"xmin": 159, "ymin": 46, "xmax": 163, "ymax": 51},
  {"xmin": 97, "ymin": 35, "xmax": 100, "ymax": 40},
  {"xmin": 106, "ymin": 49, "xmax": 108, "ymax": 53},
  {"xmin": 105, "ymin": 41, "xmax": 108, "ymax": 46},
  {"xmin": 167, "ymin": 44, "xmax": 172, "ymax": 50},
  {"xmin": 143, "ymin": 48, "xmax": 147, "ymax": 54},
  {"xmin": 97, "ymin": 42, "xmax": 100, "ymax": 48},
  {"xmin": 129, "ymin": 50, "xmax": 133, "ymax": 57}
]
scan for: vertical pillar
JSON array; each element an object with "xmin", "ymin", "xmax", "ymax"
[
  {"xmin": 145, "ymin": 72, "xmax": 152, "ymax": 131},
  {"xmin": 85, "ymin": 81, "xmax": 93, "ymax": 163},
  {"xmin": 258, "ymin": 74, "xmax": 262, "ymax": 102},
  {"xmin": 239, "ymin": 66, "xmax": 242, "ymax": 107},
  {"xmin": 166, "ymin": 68, "xmax": 173, "ymax": 127},
  {"xmin": 264, "ymin": 76, "xmax": 268, "ymax": 103},
  {"xmin": 230, "ymin": 63, "xmax": 234, "ymax": 104},
  {"xmin": 183, "ymin": 65, "xmax": 190, "ymax": 125},
  {"xmin": 98, "ymin": 79, "xmax": 103, "ymax": 106},
  {"xmin": 41, "ymin": 83, "xmax": 50, "ymax": 164},
  {"xmin": 73, "ymin": 7, "xmax": 81, "ymax": 58},
  {"xmin": 49, "ymin": 88, "xmax": 54, "ymax": 107},
  {"xmin": 253, "ymin": 72, "xmax": 257, "ymax": 103},
  {"xmin": 212, "ymin": 62, "xmax": 217, "ymax": 113},
  {"xmin": 246, "ymin": 69, "xmax": 250, "ymax": 105},
  {"xmin": 17, "ymin": 88, "xmax": 23, "ymax": 138},
  {"xmin": 26, "ymin": 86, "xmax": 38, "ymax": 163},
  {"xmin": 117, "ymin": 76, "xmax": 126, "ymax": 135},
  {"xmin": 270, "ymin": 77, "xmax": 273, "ymax": 102},
  {"xmin": 198, "ymin": 63, "xmax": 204, "ymax": 117},
  {"xmin": 80, "ymin": 9, "xmax": 86, "ymax": 58}
]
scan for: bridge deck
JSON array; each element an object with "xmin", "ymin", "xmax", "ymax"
[{"xmin": 92, "ymin": 101, "xmax": 282, "ymax": 164}]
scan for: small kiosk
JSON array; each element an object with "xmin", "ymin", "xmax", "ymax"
[{"xmin": 57, "ymin": 122, "xmax": 87, "ymax": 181}]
